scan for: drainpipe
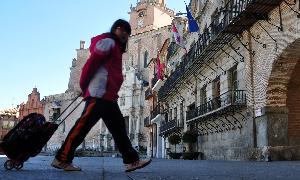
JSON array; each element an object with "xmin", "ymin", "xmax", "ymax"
[{"xmin": 247, "ymin": 30, "xmax": 257, "ymax": 148}]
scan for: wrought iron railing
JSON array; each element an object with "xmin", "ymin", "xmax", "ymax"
[
  {"xmin": 158, "ymin": 0, "xmax": 283, "ymax": 100},
  {"xmin": 160, "ymin": 119, "xmax": 183, "ymax": 134},
  {"xmin": 186, "ymin": 90, "xmax": 246, "ymax": 121},
  {"xmin": 150, "ymin": 105, "xmax": 161, "ymax": 120}
]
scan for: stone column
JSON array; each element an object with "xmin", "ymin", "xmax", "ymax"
[
  {"xmin": 129, "ymin": 116, "xmax": 133, "ymax": 135},
  {"xmin": 104, "ymin": 128, "xmax": 109, "ymax": 151},
  {"xmin": 136, "ymin": 117, "xmax": 141, "ymax": 146},
  {"xmin": 255, "ymin": 107, "xmax": 289, "ymax": 147},
  {"xmin": 162, "ymin": 136, "xmax": 166, "ymax": 158},
  {"xmin": 146, "ymin": 129, "xmax": 151, "ymax": 157},
  {"xmin": 156, "ymin": 124, "xmax": 163, "ymax": 158}
]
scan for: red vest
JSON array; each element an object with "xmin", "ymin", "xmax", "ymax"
[{"xmin": 80, "ymin": 33, "xmax": 123, "ymax": 102}]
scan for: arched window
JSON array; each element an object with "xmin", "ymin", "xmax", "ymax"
[{"xmin": 144, "ymin": 51, "xmax": 149, "ymax": 68}]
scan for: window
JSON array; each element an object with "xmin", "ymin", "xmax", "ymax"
[
  {"xmin": 211, "ymin": 8, "xmax": 221, "ymax": 36},
  {"xmin": 213, "ymin": 77, "xmax": 221, "ymax": 108},
  {"xmin": 228, "ymin": 65, "xmax": 239, "ymax": 104},
  {"xmin": 9, "ymin": 121, "xmax": 15, "ymax": 128},
  {"xmin": 213, "ymin": 77, "xmax": 221, "ymax": 98},
  {"xmin": 2, "ymin": 121, "xmax": 7, "ymax": 129},
  {"xmin": 133, "ymin": 95, "xmax": 139, "ymax": 106},
  {"xmin": 120, "ymin": 96, "xmax": 125, "ymax": 106},
  {"xmin": 132, "ymin": 118, "xmax": 136, "ymax": 134},
  {"xmin": 170, "ymin": 109, "xmax": 173, "ymax": 121},
  {"xmin": 138, "ymin": 11, "xmax": 146, "ymax": 17},
  {"xmin": 200, "ymin": 85, "xmax": 207, "ymax": 104},
  {"xmin": 164, "ymin": 112, "xmax": 168, "ymax": 123},
  {"xmin": 53, "ymin": 108, "xmax": 61, "ymax": 121},
  {"xmin": 229, "ymin": 65, "xmax": 238, "ymax": 90},
  {"xmin": 2, "ymin": 121, "xmax": 12, "ymax": 129},
  {"xmin": 188, "ymin": 103, "xmax": 196, "ymax": 111},
  {"xmin": 180, "ymin": 102, "xmax": 184, "ymax": 123},
  {"xmin": 144, "ymin": 51, "xmax": 149, "ymax": 68},
  {"xmin": 224, "ymin": 0, "xmax": 240, "ymax": 24},
  {"xmin": 174, "ymin": 107, "xmax": 177, "ymax": 121},
  {"xmin": 153, "ymin": 63, "xmax": 157, "ymax": 77}
]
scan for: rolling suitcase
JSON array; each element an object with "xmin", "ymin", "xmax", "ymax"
[{"xmin": 0, "ymin": 94, "xmax": 83, "ymax": 170}]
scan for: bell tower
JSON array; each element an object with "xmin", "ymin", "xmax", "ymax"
[
  {"xmin": 139, "ymin": 0, "xmax": 165, "ymax": 5},
  {"xmin": 129, "ymin": 0, "xmax": 174, "ymax": 35}
]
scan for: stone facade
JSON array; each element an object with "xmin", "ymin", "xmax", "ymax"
[
  {"xmin": 18, "ymin": 88, "xmax": 45, "ymax": 120},
  {"xmin": 130, "ymin": 0, "xmax": 173, "ymax": 35},
  {"xmin": 44, "ymin": 0, "xmax": 174, "ymax": 154},
  {"xmin": 144, "ymin": 0, "xmax": 300, "ymax": 160},
  {"xmin": 118, "ymin": 0, "xmax": 174, "ymax": 153},
  {"xmin": 0, "ymin": 108, "xmax": 19, "ymax": 140}
]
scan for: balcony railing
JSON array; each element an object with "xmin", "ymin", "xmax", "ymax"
[
  {"xmin": 150, "ymin": 105, "xmax": 161, "ymax": 120},
  {"xmin": 144, "ymin": 116, "xmax": 151, "ymax": 127},
  {"xmin": 158, "ymin": 0, "xmax": 283, "ymax": 101},
  {"xmin": 160, "ymin": 119, "xmax": 183, "ymax": 135},
  {"xmin": 186, "ymin": 90, "xmax": 247, "ymax": 122},
  {"xmin": 145, "ymin": 87, "xmax": 153, "ymax": 100}
]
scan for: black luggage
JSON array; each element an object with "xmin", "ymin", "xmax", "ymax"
[{"xmin": 0, "ymin": 94, "xmax": 82, "ymax": 170}]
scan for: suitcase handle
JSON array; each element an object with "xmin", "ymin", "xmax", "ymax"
[{"xmin": 53, "ymin": 93, "xmax": 83, "ymax": 125}]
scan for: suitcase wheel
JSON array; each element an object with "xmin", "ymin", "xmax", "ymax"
[
  {"xmin": 4, "ymin": 160, "xmax": 14, "ymax": 170},
  {"xmin": 14, "ymin": 163, "xmax": 23, "ymax": 170}
]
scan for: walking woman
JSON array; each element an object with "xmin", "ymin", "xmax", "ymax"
[{"xmin": 51, "ymin": 19, "xmax": 151, "ymax": 172}]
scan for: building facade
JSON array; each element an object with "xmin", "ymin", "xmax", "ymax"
[
  {"xmin": 144, "ymin": 0, "xmax": 300, "ymax": 160},
  {"xmin": 0, "ymin": 108, "xmax": 19, "ymax": 140},
  {"xmin": 121, "ymin": 0, "xmax": 174, "ymax": 154},
  {"xmin": 18, "ymin": 88, "xmax": 45, "ymax": 120},
  {"xmin": 44, "ymin": 0, "xmax": 174, "ymax": 154}
]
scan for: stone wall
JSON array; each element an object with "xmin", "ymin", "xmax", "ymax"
[
  {"xmin": 160, "ymin": 1, "xmax": 300, "ymax": 160},
  {"xmin": 44, "ymin": 92, "xmax": 103, "ymax": 150},
  {"xmin": 18, "ymin": 88, "xmax": 45, "ymax": 120},
  {"xmin": 287, "ymin": 61, "xmax": 300, "ymax": 145},
  {"xmin": 67, "ymin": 47, "xmax": 90, "ymax": 93}
]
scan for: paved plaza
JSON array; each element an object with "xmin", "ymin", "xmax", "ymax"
[{"xmin": 0, "ymin": 156, "xmax": 300, "ymax": 180}]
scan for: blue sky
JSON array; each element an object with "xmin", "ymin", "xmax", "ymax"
[{"xmin": 0, "ymin": 0, "xmax": 186, "ymax": 109}]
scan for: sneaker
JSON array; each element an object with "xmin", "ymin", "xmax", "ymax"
[
  {"xmin": 124, "ymin": 159, "xmax": 152, "ymax": 172},
  {"xmin": 51, "ymin": 158, "xmax": 81, "ymax": 171}
]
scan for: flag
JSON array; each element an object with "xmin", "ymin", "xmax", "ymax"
[
  {"xmin": 157, "ymin": 51, "xmax": 161, "ymax": 80},
  {"xmin": 156, "ymin": 50, "xmax": 165, "ymax": 80},
  {"xmin": 186, "ymin": 5, "xmax": 199, "ymax": 32},
  {"xmin": 172, "ymin": 22, "xmax": 185, "ymax": 48}
]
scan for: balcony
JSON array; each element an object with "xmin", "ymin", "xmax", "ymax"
[
  {"xmin": 159, "ymin": 119, "xmax": 183, "ymax": 136},
  {"xmin": 186, "ymin": 90, "xmax": 247, "ymax": 123},
  {"xmin": 150, "ymin": 105, "xmax": 161, "ymax": 120},
  {"xmin": 158, "ymin": 0, "xmax": 283, "ymax": 101},
  {"xmin": 144, "ymin": 116, "xmax": 151, "ymax": 127},
  {"xmin": 151, "ymin": 74, "xmax": 165, "ymax": 92},
  {"xmin": 151, "ymin": 75, "xmax": 159, "ymax": 89},
  {"xmin": 145, "ymin": 87, "xmax": 153, "ymax": 100}
]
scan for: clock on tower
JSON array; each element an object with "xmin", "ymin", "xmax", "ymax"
[{"xmin": 129, "ymin": 0, "xmax": 174, "ymax": 35}]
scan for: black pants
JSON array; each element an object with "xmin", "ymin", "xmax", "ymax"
[{"xmin": 55, "ymin": 98, "xmax": 139, "ymax": 164}]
